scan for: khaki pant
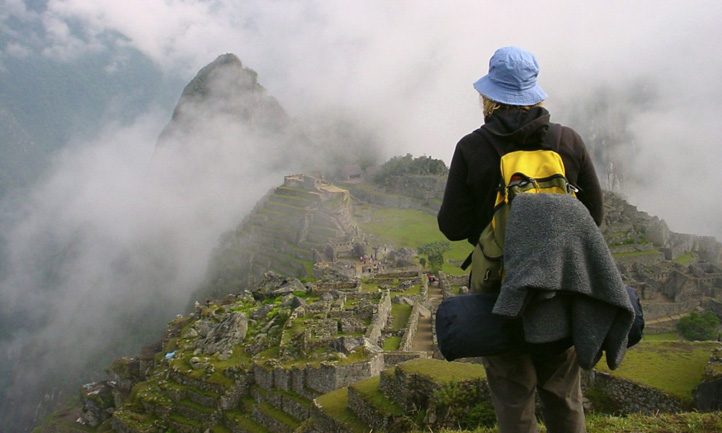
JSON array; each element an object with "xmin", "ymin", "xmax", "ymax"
[{"xmin": 482, "ymin": 348, "xmax": 586, "ymax": 433}]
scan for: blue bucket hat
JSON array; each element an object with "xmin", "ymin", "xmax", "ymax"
[{"xmin": 473, "ymin": 46, "xmax": 547, "ymax": 106}]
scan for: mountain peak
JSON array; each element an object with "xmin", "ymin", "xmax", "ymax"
[{"xmin": 156, "ymin": 53, "xmax": 288, "ymax": 148}]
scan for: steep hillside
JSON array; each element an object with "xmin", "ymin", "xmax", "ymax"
[{"xmin": 197, "ymin": 175, "xmax": 364, "ymax": 301}]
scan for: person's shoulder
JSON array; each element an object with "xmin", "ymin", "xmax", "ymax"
[
  {"xmin": 554, "ymin": 123, "xmax": 585, "ymax": 147},
  {"xmin": 456, "ymin": 127, "xmax": 493, "ymax": 150},
  {"xmin": 460, "ymin": 127, "xmax": 485, "ymax": 141}
]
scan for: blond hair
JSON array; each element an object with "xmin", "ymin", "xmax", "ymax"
[{"xmin": 480, "ymin": 95, "xmax": 542, "ymax": 117}]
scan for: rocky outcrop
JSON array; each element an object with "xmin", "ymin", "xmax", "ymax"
[{"xmin": 196, "ymin": 311, "xmax": 248, "ymax": 356}]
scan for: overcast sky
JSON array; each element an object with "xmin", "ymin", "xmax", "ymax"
[{"xmin": 4, "ymin": 0, "xmax": 719, "ymax": 235}]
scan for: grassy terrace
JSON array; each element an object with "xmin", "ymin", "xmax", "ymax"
[
  {"xmin": 32, "ymin": 406, "xmax": 97, "ymax": 433},
  {"xmin": 383, "ymin": 336, "xmax": 402, "ymax": 350},
  {"xmin": 362, "ymin": 279, "xmax": 424, "ymax": 297},
  {"xmin": 315, "ymin": 387, "xmax": 371, "ymax": 433},
  {"xmin": 277, "ymin": 389, "xmax": 312, "ymax": 409},
  {"xmin": 429, "ymin": 412, "xmax": 722, "ymax": 433},
  {"xmin": 595, "ymin": 340, "xmax": 717, "ymax": 405},
  {"xmin": 111, "ymin": 408, "xmax": 159, "ymax": 432},
  {"xmin": 132, "ymin": 380, "xmax": 173, "ymax": 409},
  {"xmin": 674, "ymin": 253, "xmax": 696, "ymax": 264},
  {"xmin": 612, "ymin": 249, "xmax": 664, "ymax": 258},
  {"xmin": 210, "ymin": 424, "xmax": 232, "ymax": 433},
  {"xmin": 398, "ymin": 358, "xmax": 487, "ymax": 382},
  {"xmin": 349, "ymin": 375, "xmax": 404, "ymax": 416},
  {"xmin": 225, "ymin": 409, "xmax": 273, "ymax": 433},
  {"xmin": 168, "ymin": 344, "xmax": 253, "ymax": 388},
  {"xmin": 643, "ymin": 331, "xmax": 682, "ymax": 341},
  {"xmin": 258, "ymin": 402, "xmax": 301, "ymax": 430},
  {"xmin": 357, "ymin": 207, "xmax": 469, "ymax": 275},
  {"xmin": 391, "ymin": 303, "xmax": 413, "ymax": 331}
]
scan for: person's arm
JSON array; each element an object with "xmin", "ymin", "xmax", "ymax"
[
  {"xmin": 574, "ymin": 140, "xmax": 604, "ymax": 226},
  {"xmin": 438, "ymin": 141, "xmax": 476, "ymax": 242}
]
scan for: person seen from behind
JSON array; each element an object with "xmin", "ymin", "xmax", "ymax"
[{"xmin": 437, "ymin": 46, "xmax": 604, "ymax": 433}]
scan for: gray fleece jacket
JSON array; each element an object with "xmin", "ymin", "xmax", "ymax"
[{"xmin": 492, "ymin": 193, "xmax": 634, "ymax": 370}]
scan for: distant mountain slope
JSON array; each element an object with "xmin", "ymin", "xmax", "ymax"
[
  {"xmin": 0, "ymin": 105, "xmax": 44, "ymax": 196},
  {"xmin": 196, "ymin": 174, "xmax": 362, "ymax": 302},
  {"xmin": 0, "ymin": 47, "xmax": 183, "ymax": 197},
  {"xmin": 156, "ymin": 53, "xmax": 290, "ymax": 150}
]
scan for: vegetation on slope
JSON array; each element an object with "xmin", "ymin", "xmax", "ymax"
[
  {"xmin": 431, "ymin": 411, "xmax": 722, "ymax": 433},
  {"xmin": 357, "ymin": 206, "xmax": 469, "ymax": 275},
  {"xmin": 595, "ymin": 340, "xmax": 717, "ymax": 405}
]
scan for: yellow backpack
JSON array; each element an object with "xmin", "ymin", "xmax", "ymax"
[{"xmin": 467, "ymin": 124, "xmax": 577, "ymax": 293}]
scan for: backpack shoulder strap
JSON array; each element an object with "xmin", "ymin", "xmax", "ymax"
[{"xmin": 543, "ymin": 123, "xmax": 562, "ymax": 151}]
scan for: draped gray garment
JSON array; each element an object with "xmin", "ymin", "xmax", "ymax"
[{"xmin": 492, "ymin": 193, "xmax": 634, "ymax": 370}]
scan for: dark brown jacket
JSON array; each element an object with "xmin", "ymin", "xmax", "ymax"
[{"xmin": 437, "ymin": 106, "xmax": 603, "ymax": 245}]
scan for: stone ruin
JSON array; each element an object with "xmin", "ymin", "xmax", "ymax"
[
  {"xmin": 602, "ymin": 191, "xmax": 722, "ymax": 332},
  {"xmin": 76, "ymin": 270, "xmax": 433, "ymax": 432}
]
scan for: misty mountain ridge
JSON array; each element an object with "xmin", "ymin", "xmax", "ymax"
[
  {"xmin": 4, "ymin": 52, "xmax": 722, "ymax": 432},
  {"xmin": 0, "ymin": 51, "xmax": 385, "ymax": 432}
]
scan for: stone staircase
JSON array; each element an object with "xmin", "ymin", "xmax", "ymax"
[{"xmin": 311, "ymin": 358, "xmax": 489, "ymax": 433}]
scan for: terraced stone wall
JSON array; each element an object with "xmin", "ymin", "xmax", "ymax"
[
  {"xmin": 365, "ymin": 290, "xmax": 392, "ymax": 346},
  {"xmin": 643, "ymin": 301, "xmax": 697, "ymax": 321},
  {"xmin": 398, "ymin": 302, "xmax": 422, "ymax": 352},
  {"xmin": 586, "ymin": 370, "xmax": 686, "ymax": 414},
  {"xmin": 304, "ymin": 356, "xmax": 385, "ymax": 394}
]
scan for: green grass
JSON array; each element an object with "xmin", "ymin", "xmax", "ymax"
[
  {"xmin": 427, "ymin": 412, "xmax": 722, "ymax": 433},
  {"xmin": 31, "ymin": 406, "xmax": 96, "ymax": 433},
  {"xmin": 612, "ymin": 249, "xmax": 663, "ymax": 258},
  {"xmin": 383, "ymin": 336, "xmax": 402, "ymax": 351},
  {"xmin": 357, "ymin": 207, "xmax": 470, "ymax": 275},
  {"xmin": 225, "ymin": 409, "xmax": 272, "ymax": 433},
  {"xmin": 169, "ymin": 412, "xmax": 202, "ymax": 428},
  {"xmin": 210, "ymin": 424, "xmax": 232, "ymax": 433},
  {"xmin": 397, "ymin": 358, "xmax": 486, "ymax": 383},
  {"xmin": 131, "ymin": 380, "xmax": 173, "ymax": 410},
  {"xmin": 258, "ymin": 402, "xmax": 300, "ymax": 429},
  {"xmin": 674, "ymin": 253, "xmax": 696, "ymax": 264},
  {"xmin": 643, "ymin": 331, "xmax": 682, "ymax": 341},
  {"xmin": 349, "ymin": 376, "xmax": 404, "ymax": 416},
  {"xmin": 169, "ymin": 349, "xmax": 247, "ymax": 390},
  {"xmin": 399, "ymin": 284, "xmax": 423, "ymax": 296},
  {"xmin": 595, "ymin": 340, "xmax": 716, "ymax": 404},
  {"xmin": 315, "ymin": 387, "xmax": 373, "ymax": 433},
  {"xmin": 111, "ymin": 408, "xmax": 160, "ymax": 432},
  {"xmin": 276, "ymin": 389, "xmax": 312, "ymax": 409},
  {"xmin": 391, "ymin": 303, "xmax": 413, "ymax": 331},
  {"xmin": 179, "ymin": 398, "xmax": 217, "ymax": 414}
]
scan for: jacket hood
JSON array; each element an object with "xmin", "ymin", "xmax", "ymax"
[{"xmin": 483, "ymin": 106, "xmax": 551, "ymax": 148}]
